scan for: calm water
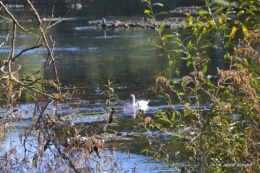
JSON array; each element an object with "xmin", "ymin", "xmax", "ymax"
[
  {"xmin": 0, "ymin": 18, "xmax": 180, "ymax": 102},
  {"xmin": 0, "ymin": 18, "xmax": 225, "ymax": 102},
  {"xmin": 0, "ymin": 4, "xmax": 227, "ymax": 104},
  {"xmin": 0, "ymin": 6, "xmax": 225, "ymax": 171}
]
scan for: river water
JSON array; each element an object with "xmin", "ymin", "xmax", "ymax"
[{"xmin": 0, "ymin": 4, "xmax": 221, "ymax": 172}]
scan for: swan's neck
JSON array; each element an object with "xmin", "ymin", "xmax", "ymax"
[{"xmin": 132, "ymin": 96, "xmax": 136, "ymax": 106}]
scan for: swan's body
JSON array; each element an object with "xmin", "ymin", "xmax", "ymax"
[{"xmin": 130, "ymin": 94, "xmax": 149, "ymax": 108}]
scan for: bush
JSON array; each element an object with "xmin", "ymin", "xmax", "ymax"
[
  {"xmin": 141, "ymin": 0, "xmax": 260, "ymax": 172},
  {"xmin": 0, "ymin": 1, "xmax": 119, "ymax": 172}
]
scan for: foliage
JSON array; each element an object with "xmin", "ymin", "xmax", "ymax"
[
  {"xmin": 142, "ymin": 0, "xmax": 260, "ymax": 172},
  {"xmin": 0, "ymin": 1, "xmax": 122, "ymax": 173}
]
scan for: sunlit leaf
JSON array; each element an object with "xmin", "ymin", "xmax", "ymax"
[
  {"xmin": 144, "ymin": 9, "xmax": 152, "ymax": 17},
  {"xmin": 141, "ymin": 148, "xmax": 149, "ymax": 153},
  {"xmin": 242, "ymin": 25, "xmax": 248, "ymax": 35},
  {"xmin": 197, "ymin": 21, "xmax": 203, "ymax": 28},
  {"xmin": 173, "ymin": 50, "xmax": 181, "ymax": 53},
  {"xmin": 155, "ymin": 12, "xmax": 168, "ymax": 16},
  {"xmin": 213, "ymin": 7, "xmax": 225, "ymax": 15},
  {"xmin": 187, "ymin": 40, "xmax": 197, "ymax": 50},
  {"xmin": 159, "ymin": 22, "xmax": 165, "ymax": 34},
  {"xmin": 218, "ymin": 16, "xmax": 224, "ymax": 24},
  {"xmin": 208, "ymin": 19, "xmax": 215, "ymax": 27},
  {"xmin": 154, "ymin": 44, "xmax": 163, "ymax": 49},
  {"xmin": 198, "ymin": 10, "xmax": 209, "ymax": 15},
  {"xmin": 171, "ymin": 112, "xmax": 175, "ymax": 121},
  {"xmin": 229, "ymin": 26, "xmax": 237, "ymax": 41},
  {"xmin": 178, "ymin": 92, "xmax": 185, "ymax": 96},
  {"xmin": 202, "ymin": 25, "xmax": 209, "ymax": 33},
  {"xmin": 202, "ymin": 60, "xmax": 208, "ymax": 73},
  {"xmin": 218, "ymin": 23, "xmax": 228, "ymax": 31},
  {"xmin": 173, "ymin": 80, "xmax": 180, "ymax": 84},
  {"xmin": 185, "ymin": 12, "xmax": 193, "ymax": 26},
  {"xmin": 200, "ymin": 43, "xmax": 211, "ymax": 48},
  {"xmin": 238, "ymin": 9, "xmax": 245, "ymax": 16}
]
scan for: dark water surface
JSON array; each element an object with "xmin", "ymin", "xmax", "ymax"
[{"xmin": 0, "ymin": 4, "xmax": 223, "ymax": 171}]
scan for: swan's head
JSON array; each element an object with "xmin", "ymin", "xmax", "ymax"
[{"xmin": 130, "ymin": 94, "xmax": 135, "ymax": 98}]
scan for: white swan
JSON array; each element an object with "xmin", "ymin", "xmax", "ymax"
[{"xmin": 130, "ymin": 94, "xmax": 149, "ymax": 107}]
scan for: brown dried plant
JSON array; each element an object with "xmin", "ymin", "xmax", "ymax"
[
  {"xmin": 142, "ymin": 0, "xmax": 260, "ymax": 172},
  {"xmin": 0, "ymin": 2, "xmax": 126, "ymax": 171}
]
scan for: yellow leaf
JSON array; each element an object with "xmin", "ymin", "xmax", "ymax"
[
  {"xmin": 229, "ymin": 26, "xmax": 237, "ymax": 41},
  {"xmin": 218, "ymin": 16, "xmax": 223, "ymax": 24},
  {"xmin": 185, "ymin": 12, "xmax": 193, "ymax": 26},
  {"xmin": 242, "ymin": 25, "xmax": 248, "ymax": 35},
  {"xmin": 209, "ymin": 19, "xmax": 215, "ymax": 27},
  {"xmin": 197, "ymin": 21, "xmax": 203, "ymax": 29}
]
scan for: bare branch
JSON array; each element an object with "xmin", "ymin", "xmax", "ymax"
[{"xmin": 0, "ymin": 1, "xmax": 37, "ymax": 37}]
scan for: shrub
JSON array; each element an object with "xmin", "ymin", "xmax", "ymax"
[{"xmin": 142, "ymin": 0, "xmax": 260, "ymax": 172}]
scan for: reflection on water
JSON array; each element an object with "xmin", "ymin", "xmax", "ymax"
[
  {"xmin": 2, "ymin": 127, "xmax": 179, "ymax": 172},
  {"xmin": 0, "ymin": 17, "xmax": 225, "ymax": 104},
  {"xmin": 0, "ymin": 16, "xmax": 222, "ymax": 171},
  {"xmin": 0, "ymin": 3, "xmax": 229, "ymax": 172},
  {"xmin": 44, "ymin": 22, "xmax": 175, "ymax": 102}
]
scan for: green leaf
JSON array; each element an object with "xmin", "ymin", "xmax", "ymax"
[
  {"xmin": 202, "ymin": 61, "xmax": 208, "ymax": 73},
  {"xmin": 157, "ymin": 54, "xmax": 164, "ymax": 57},
  {"xmin": 173, "ymin": 50, "xmax": 181, "ymax": 53},
  {"xmin": 155, "ymin": 12, "xmax": 168, "ymax": 16},
  {"xmin": 170, "ymin": 41, "xmax": 182, "ymax": 46},
  {"xmin": 183, "ymin": 110, "xmax": 193, "ymax": 117},
  {"xmin": 234, "ymin": 20, "xmax": 240, "ymax": 25},
  {"xmin": 178, "ymin": 92, "xmax": 185, "ymax": 96},
  {"xmin": 190, "ymin": 71, "xmax": 197, "ymax": 75},
  {"xmin": 176, "ymin": 68, "xmax": 180, "ymax": 77},
  {"xmin": 198, "ymin": 10, "xmax": 209, "ymax": 15},
  {"xmin": 205, "ymin": 0, "xmax": 210, "ymax": 6},
  {"xmin": 185, "ymin": 12, "xmax": 193, "ymax": 25},
  {"xmin": 238, "ymin": 10, "xmax": 245, "ymax": 16},
  {"xmin": 141, "ymin": 148, "xmax": 149, "ymax": 153},
  {"xmin": 200, "ymin": 43, "xmax": 211, "ymax": 48},
  {"xmin": 196, "ymin": 82, "xmax": 206, "ymax": 90},
  {"xmin": 173, "ymin": 80, "xmax": 179, "ymax": 84},
  {"xmin": 162, "ymin": 36, "xmax": 167, "ymax": 44},
  {"xmin": 187, "ymin": 40, "xmax": 197, "ymax": 50},
  {"xmin": 213, "ymin": 7, "xmax": 225, "ymax": 15},
  {"xmin": 218, "ymin": 23, "xmax": 228, "ymax": 31},
  {"xmin": 159, "ymin": 22, "xmax": 165, "ymax": 34},
  {"xmin": 196, "ymin": 34, "xmax": 202, "ymax": 44},
  {"xmin": 187, "ymin": 61, "xmax": 192, "ymax": 66},
  {"xmin": 157, "ymin": 94, "xmax": 165, "ymax": 98},
  {"xmin": 154, "ymin": 44, "xmax": 163, "ymax": 49},
  {"xmin": 144, "ymin": 9, "xmax": 152, "ymax": 17},
  {"xmin": 171, "ymin": 112, "xmax": 175, "ymax": 121}
]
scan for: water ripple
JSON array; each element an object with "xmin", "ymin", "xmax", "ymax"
[{"xmin": 95, "ymin": 34, "xmax": 146, "ymax": 39}]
